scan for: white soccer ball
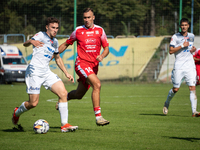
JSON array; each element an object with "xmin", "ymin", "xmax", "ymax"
[{"xmin": 33, "ymin": 119, "xmax": 49, "ymax": 134}]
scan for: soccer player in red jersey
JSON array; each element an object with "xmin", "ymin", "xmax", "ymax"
[
  {"xmin": 56, "ymin": 8, "xmax": 110, "ymax": 126},
  {"xmin": 193, "ymin": 48, "xmax": 200, "ymax": 85}
]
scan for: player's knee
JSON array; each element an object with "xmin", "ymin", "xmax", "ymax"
[
  {"xmin": 173, "ymin": 88, "xmax": 179, "ymax": 93},
  {"xmin": 94, "ymin": 82, "xmax": 101, "ymax": 90},
  {"xmin": 59, "ymin": 90, "xmax": 68, "ymax": 99}
]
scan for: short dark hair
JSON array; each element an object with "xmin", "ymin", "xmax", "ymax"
[
  {"xmin": 83, "ymin": 8, "xmax": 94, "ymax": 15},
  {"xmin": 46, "ymin": 17, "xmax": 60, "ymax": 26},
  {"xmin": 180, "ymin": 18, "xmax": 189, "ymax": 25}
]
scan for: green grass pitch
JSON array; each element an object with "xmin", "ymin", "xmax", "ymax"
[{"xmin": 0, "ymin": 83, "xmax": 200, "ymax": 150}]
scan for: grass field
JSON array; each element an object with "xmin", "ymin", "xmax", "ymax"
[{"xmin": 0, "ymin": 82, "xmax": 200, "ymax": 150}]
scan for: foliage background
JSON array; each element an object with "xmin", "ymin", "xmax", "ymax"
[{"xmin": 1, "ymin": 0, "xmax": 200, "ymax": 37}]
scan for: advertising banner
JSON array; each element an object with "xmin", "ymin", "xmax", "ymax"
[{"xmin": 13, "ymin": 37, "xmax": 164, "ymax": 81}]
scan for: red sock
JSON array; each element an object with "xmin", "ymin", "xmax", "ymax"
[{"xmin": 94, "ymin": 106, "xmax": 101, "ymax": 119}]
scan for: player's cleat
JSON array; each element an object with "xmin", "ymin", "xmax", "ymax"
[
  {"xmin": 96, "ymin": 116, "xmax": 110, "ymax": 126},
  {"xmin": 192, "ymin": 111, "xmax": 200, "ymax": 117},
  {"xmin": 163, "ymin": 102, "xmax": 169, "ymax": 115},
  {"xmin": 55, "ymin": 102, "xmax": 59, "ymax": 110},
  {"xmin": 12, "ymin": 107, "xmax": 19, "ymax": 125},
  {"xmin": 61, "ymin": 123, "xmax": 78, "ymax": 132}
]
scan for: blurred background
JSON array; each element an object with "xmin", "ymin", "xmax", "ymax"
[{"xmin": 0, "ymin": 0, "xmax": 199, "ymax": 83}]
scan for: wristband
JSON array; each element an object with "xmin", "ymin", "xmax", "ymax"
[{"xmin": 181, "ymin": 44, "xmax": 184, "ymax": 48}]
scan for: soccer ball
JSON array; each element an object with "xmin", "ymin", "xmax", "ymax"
[{"xmin": 33, "ymin": 119, "xmax": 49, "ymax": 134}]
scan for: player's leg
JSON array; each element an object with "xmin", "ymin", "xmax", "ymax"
[
  {"xmin": 186, "ymin": 68, "xmax": 200, "ymax": 117},
  {"xmin": 196, "ymin": 66, "xmax": 200, "ymax": 86},
  {"xmin": 12, "ymin": 74, "xmax": 42, "ymax": 125},
  {"xmin": 188, "ymin": 86, "xmax": 199, "ymax": 117},
  {"xmin": 12, "ymin": 94, "xmax": 40, "ymax": 125},
  {"xmin": 163, "ymin": 69, "xmax": 182, "ymax": 115},
  {"xmin": 55, "ymin": 80, "xmax": 88, "ymax": 110},
  {"xmin": 87, "ymin": 74, "xmax": 110, "ymax": 126},
  {"xmin": 51, "ymin": 80, "xmax": 78, "ymax": 132},
  {"xmin": 68, "ymin": 81, "xmax": 88, "ymax": 100}
]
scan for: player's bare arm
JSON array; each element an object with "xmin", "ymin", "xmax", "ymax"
[
  {"xmin": 59, "ymin": 42, "xmax": 70, "ymax": 54},
  {"xmin": 23, "ymin": 39, "xmax": 44, "ymax": 48},
  {"xmin": 96, "ymin": 46, "xmax": 109, "ymax": 62},
  {"xmin": 54, "ymin": 53, "xmax": 74, "ymax": 82},
  {"xmin": 194, "ymin": 57, "xmax": 200, "ymax": 61},
  {"xmin": 190, "ymin": 46, "xmax": 196, "ymax": 53},
  {"xmin": 169, "ymin": 40, "xmax": 189, "ymax": 54},
  {"xmin": 51, "ymin": 42, "xmax": 70, "ymax": 60}
]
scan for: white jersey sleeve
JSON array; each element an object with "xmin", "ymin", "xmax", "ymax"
[
  {"xmin": 32, "ymin": 32, "xmax": 44, "ymax": 41},
  {"xmin": 170, "ymin": 34, "xmax": 177, "ymax": 48}
]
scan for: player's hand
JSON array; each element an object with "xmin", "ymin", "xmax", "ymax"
[
  {"xmin": 96, "ymin": 55, "xmax": 104, "ymax": 62},
  {"xmin": 31, "ymin": 40, "xmax": 44, "ymax": 48},
  {"xmin": 183, "ymin": 39, "xmax": 189, "ymax": 47},
  {"xmin": 65, "ymin": 73, "xmax": 74, "ymax": 83},
  {"xmin": 190, "ymin": 46, "xmax": 196, "ymax": 53}
]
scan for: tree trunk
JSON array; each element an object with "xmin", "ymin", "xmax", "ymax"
[{"xmin": 150, "ymin": 0, "xmax": 155, "ymax": 36}]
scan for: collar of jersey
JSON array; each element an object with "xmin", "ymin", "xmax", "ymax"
[
  {"xmin": 83, "ymin": 24, "xmax": 95, "ymax": 30},
  {"xmin": 179, "ymin": 32, "xmax": 188, "ymax": 37},
  {"xmin": 43, "ymin": 32, "xmax": 55, "ymax": 41}
]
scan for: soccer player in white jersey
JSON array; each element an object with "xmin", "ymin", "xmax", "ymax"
[
  {"xmin": 12, "ymin": 17, "xmax": 78, "ymax": 132},
  {"xmin": 163, "ymin": 18, "xmax": 200, "ymax": 117}
]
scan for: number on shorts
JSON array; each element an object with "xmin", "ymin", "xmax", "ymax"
[{"xmin": 85, "ymin": 67, "xmax": 93, "ymax": 73}]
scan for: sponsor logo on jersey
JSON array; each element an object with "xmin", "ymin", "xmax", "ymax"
[
  {"xmin": 184, "ymin": 37, "xmax": 189, "ymax": 39},
  {"xmin": 85, "ymin": 38, "xmax": 96, "ymax": 44},
  {"xmin": 86, "ymin": 31, "xmax": 94, "ymax": 34}
]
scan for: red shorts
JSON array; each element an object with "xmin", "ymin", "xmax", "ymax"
[
  {"xmin": 196, "ymin": 65, "xmax": 200, "ymax": 83},
  {"xmin": 75, "ymin": 62, "xmax": 98, "ymax": 89}
]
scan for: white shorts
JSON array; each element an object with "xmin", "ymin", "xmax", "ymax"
[
  {"xmin": 25, "ymin": 70, "xmax": 61, "ymax": 94},
  {"xmin": 171, "ymin": 68, "xmax": 196, "ymax": 88}
]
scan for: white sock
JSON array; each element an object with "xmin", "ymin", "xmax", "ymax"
[
  {"xmin": 15, "ymin": 102, "xmax": 28, "ymax": 117},
  {"xmin": 165, "ymin": 89, "xmax": 175, "ymax": 105},
  {"xmin": 190, "ymin": 91, "xmax": 197, "ymax": 113},
  {"xmin": 58, "ymin": 102, "xmax": 68, "ymax": 126}
]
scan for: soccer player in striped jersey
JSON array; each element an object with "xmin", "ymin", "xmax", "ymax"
[
  {"xmin": 163, "ymin": 18, "xmax": 200, "ymax": 117},
  {"xmin": 56, "ymin": 8, "xmax": 110, "ymax": 126}
]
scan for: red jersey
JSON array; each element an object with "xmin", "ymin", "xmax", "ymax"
[
  {"xmin": 66, "ymin": 25, "xmax": 109, "ymax": 66},
  {"xmin": 193, "ymin": 48, "xmax": 200, "ymax": 65}
]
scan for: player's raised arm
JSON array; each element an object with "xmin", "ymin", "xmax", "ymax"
[
  {"xmin": 59, "ymin": 42, "xmax": 70, "ymax": 54},
  {"xmin": 51, "ymin": 42, "xmax": 70, "ymax": 60},
  {"xmin": 23, "ymin": 39, "xmax": 44, "ymax": 48}
]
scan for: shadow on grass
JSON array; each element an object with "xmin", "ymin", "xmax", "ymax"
[
  {"xmin": 2, "ymin": 127, "xmax": 25, "ymax": 132},
  {"xmin": 163, "ymin": 136, "xmax": 200, "ymax": 142},
  {"xmin": 139, "ymin": 113, "xmax": 166, "ymax": 116},
  {"xmin": 139, "ymin": 113, "xmax": 187, "ymax": 117},
  {"xmin": 50, "ymin": 126, "xmax": 100, "ymax": 132}
]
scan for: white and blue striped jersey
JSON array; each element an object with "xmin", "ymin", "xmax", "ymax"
[
  {"xmin": 28, "ymin": 31, "xmax": 59, "ymax": 75},
  {"xmin": 170, "ymin": 32, "xmax": 195, "ymax": 70}
]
